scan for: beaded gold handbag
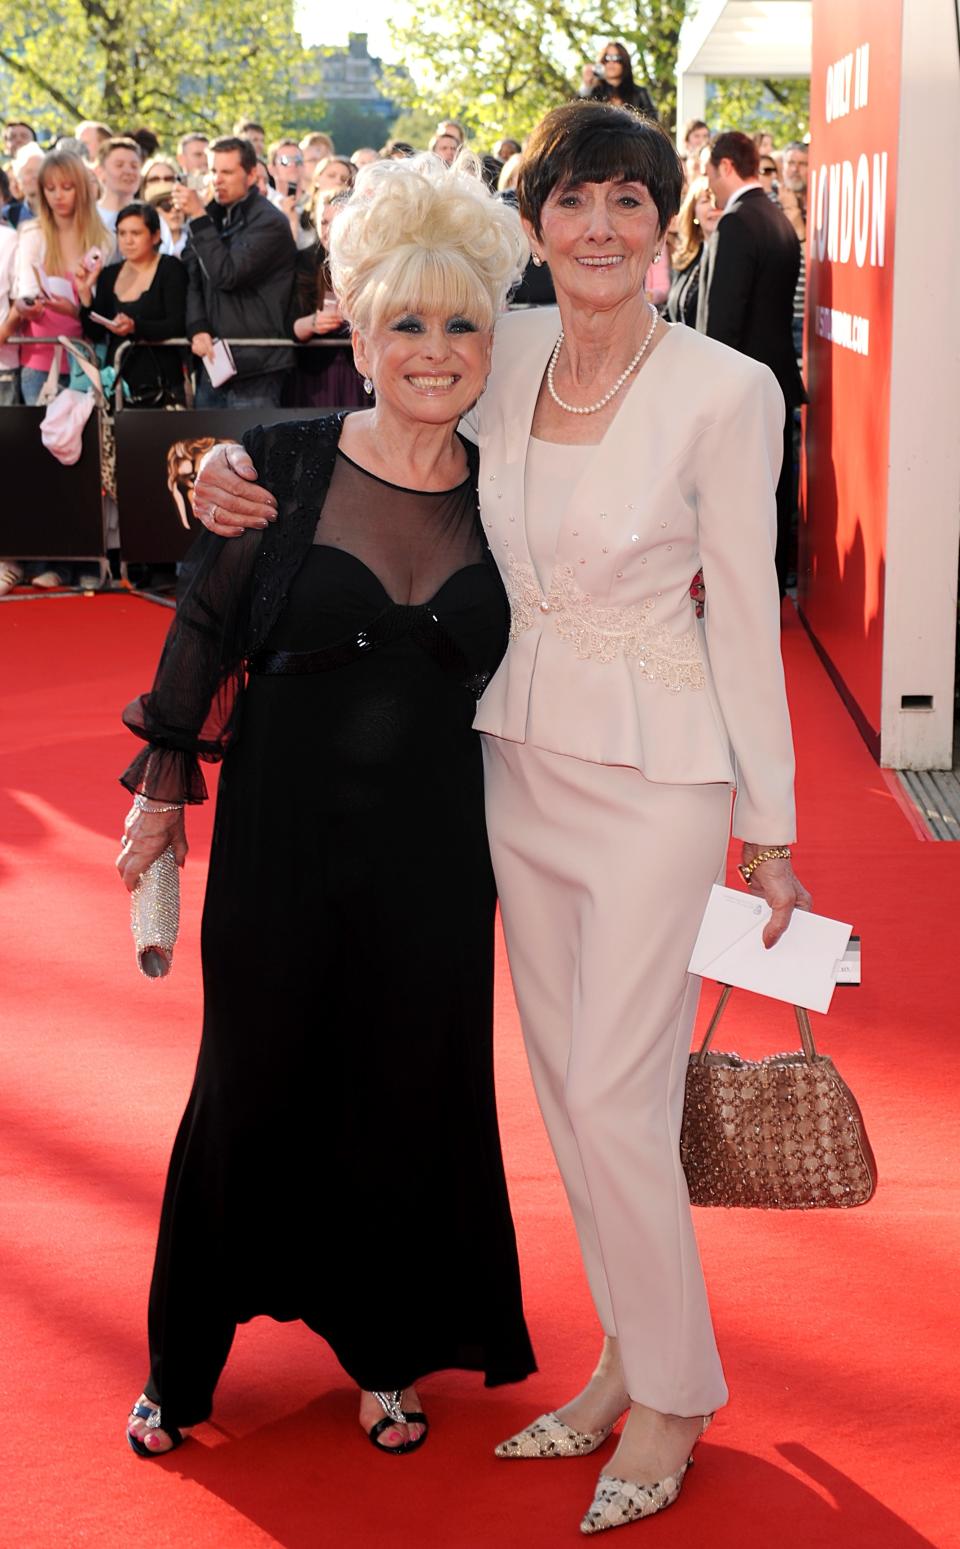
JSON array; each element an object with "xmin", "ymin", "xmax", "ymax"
[{"xmin": 681, "ymin": 985, "xmax": 877, "ymax": 1209}]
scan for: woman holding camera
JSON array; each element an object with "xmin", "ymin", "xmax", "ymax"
[
  {"xmin": 579, "ymin": 42, "xmax": 656, "ymax": 118},
  {"xmin": 77, "ymin": 200, "xmax": 187, "ymax": 406}
]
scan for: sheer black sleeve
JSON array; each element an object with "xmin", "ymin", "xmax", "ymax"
[
  {"xmin": 119, "ymin": 428, "xmax": 268, "ymax": 803},
  {"xmin": 119, "ymin": 417, "xmax": 345, "ymax": 802}
]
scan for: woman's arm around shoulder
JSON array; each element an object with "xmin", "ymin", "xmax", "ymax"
[{"xmin": 120, "ymin": 426, "xmax": 275, "ymax": 805}]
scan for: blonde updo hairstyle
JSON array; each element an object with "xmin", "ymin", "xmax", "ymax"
[{"xmin": 328, "ymin": 152, "xmax": 529, "ymax": 335}]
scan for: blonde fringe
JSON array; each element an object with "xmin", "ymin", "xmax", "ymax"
[
  {"xmin": 329, "ymin": 152, "xmax": 529, "ymax": 332},
  {"xmin": 37, "ymin": 151, "xmax": 112, "ymax": 277}
]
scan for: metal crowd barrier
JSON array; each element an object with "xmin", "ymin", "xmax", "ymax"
[{"xmin": 2, "ymin": 336, "xmax": 356, "ymax": 574}]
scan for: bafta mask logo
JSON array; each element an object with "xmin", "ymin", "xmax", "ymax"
[{"xmin": 166, "ymin": 437, "xmax": 239, "ymax": 530}]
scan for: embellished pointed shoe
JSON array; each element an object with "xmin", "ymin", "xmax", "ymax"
[
  {"xmin": 579, "ymin": 1416, "xmax": 711, "ymax": 1534},
  {"xmin": 495, "ymin": 1410, "xmax": 618, "ymax": 1459}
]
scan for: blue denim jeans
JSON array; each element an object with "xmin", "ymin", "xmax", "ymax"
[{"xmin": 20, "ymin": 365, "xmax": 69, "ymax": 405}]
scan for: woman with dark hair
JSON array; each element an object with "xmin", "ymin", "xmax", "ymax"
[
  {"xmin": 196, "ymin": 102, "xmax": 809, "ymax": 1535},
  {"xmin": 579, "ymin": 41, "xmax": 656, "ymax": 118},
  {"xmin": 76, "ymin": 200, "xmax": 187, "ymax": 404}
]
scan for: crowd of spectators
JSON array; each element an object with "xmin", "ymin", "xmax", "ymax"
[{"xmin": 0, "ymin": 47, "xmax": 810, "ymax": 593}]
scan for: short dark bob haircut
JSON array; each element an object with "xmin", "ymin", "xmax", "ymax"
[
  {"xmin": 517, "ymin": 102, "xmax": 683, "ymax": 240},
  {"xmin": 116, "ymin": 200, "xmax": 162, "ymax": 238}
]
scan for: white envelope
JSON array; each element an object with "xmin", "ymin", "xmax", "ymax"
[
  {"xmin": 687, "ymin": 885, "xmax": 852, "ymax": 1014},
  {"xmin": 36, "ymin": 264, "xmax": 75, "ymax": 304},
  {"xmin": 202, "ymin": 338, "xmax": 237, "ymax": 388}
]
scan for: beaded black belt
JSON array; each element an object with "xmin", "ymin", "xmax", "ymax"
[{"xmin": 247, "ymin": 604, "xmax": 488, "ymax": 694}]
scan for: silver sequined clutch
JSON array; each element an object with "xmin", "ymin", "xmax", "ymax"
[{"xmin": 130, "ymin": 846, "xmax": 180, "ymax": 977}]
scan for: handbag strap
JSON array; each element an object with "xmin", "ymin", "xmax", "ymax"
[
  {"xmin": 59, "ymin": 335, "xmax": 104, "ymax": 401},
  {"xmin": 43, "ymin": 343, "xmax": 63, "ymax": 392},
  {"xmin": 694, "ymin": 985, "xmax": 819, "ymax": 1064}
]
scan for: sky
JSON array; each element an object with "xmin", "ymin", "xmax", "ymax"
[{"xmin": 296, "ymin": 0, "xmax": 403, "ymax": 63}]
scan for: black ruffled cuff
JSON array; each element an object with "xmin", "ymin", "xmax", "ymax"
[
  {"xmin": 120, "ymin": 695, "xmax": 215, "ymax": 803},
  {"xmin": 119, "ymin": 743, "xmax": 208, "ymax": 804}
]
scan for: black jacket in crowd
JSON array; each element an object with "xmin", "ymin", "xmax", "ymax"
[
  {"xmin": 696, "ymin": 186, "xmax": 807, "ymax": 409},
  {"xmin": 80, "ymin": 255, "xmax": 188, "ymax": 403},
  {"xmin": 183, "ymin": 188, "xmax": 296, "ymax": 379},
  {"xmin": 580, "ymin": 81, "xmax": 657, "ymax": 118}
]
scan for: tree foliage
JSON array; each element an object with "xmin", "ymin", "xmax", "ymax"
[
  {"xmin": 0, "ymin": 0, "xmax": 322, "ymax": 143},
  {"xmin": 708, "ymin": 77, "xmax": 809, "ymax": 144},
  {"xmin": 384, "ymin": 0, "xmax": 690, "ymax": 143},
  {"xmin": 384, "ymin": 1, "xmax": 809, "ymax": 149}
]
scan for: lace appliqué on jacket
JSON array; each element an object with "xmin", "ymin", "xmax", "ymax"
[{"xmin": 506, "ymin": 557, "xmax": 705, "ymax": 693}]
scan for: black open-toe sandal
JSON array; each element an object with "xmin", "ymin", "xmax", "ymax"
[
  {"xmin": 367, "ymin": 1390, "xmax": 430, "ymax": 1455},
  {"xmin": 126, "ymin": 1395, "xmax": 184, "ymax": 1458}
]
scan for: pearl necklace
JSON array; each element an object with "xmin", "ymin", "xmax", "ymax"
[{"xmin": 546, "ymin": 303, "xmax": 658, "ymax": 415}]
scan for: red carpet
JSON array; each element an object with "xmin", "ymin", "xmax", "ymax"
[{"xmin": 1, "ymin": 594, "xmax": 957, "ymax": 1549}]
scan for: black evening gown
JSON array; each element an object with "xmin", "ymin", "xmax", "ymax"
[{"xmin": 121, "ymin": 416, "xmax": 536, "ymax": 1428}]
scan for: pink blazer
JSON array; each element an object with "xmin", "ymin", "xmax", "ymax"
[{"xmin": 467, "ymin": 308, "xmax": 797, "ymax": 843}]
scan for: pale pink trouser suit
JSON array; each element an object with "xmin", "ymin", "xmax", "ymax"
[{"xmin": 468, "ymin": 310, "xmax": 797, "ymax": 1416}]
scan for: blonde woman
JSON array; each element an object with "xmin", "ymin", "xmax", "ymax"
[
  {"xmin": 7, "ymin": 150, "xmax": 112, "ymax": 588},
  {"xmin": 664, "ymin": 175, "xmax": 721, "ymax": 327},
  {"xmin": 498, "ymin": 152, "xmax": 522, "ymax": 193},
  {"xmin": 15, "ymin": 149, "xmax": 112, "ymax": 404},
  {"xmin": 302, "ymin": 155, "xmax": 356, "ymax": 231},
  {"xmin": 117, "ymin": 155, "xmax": 535, "ymax": 1462}
]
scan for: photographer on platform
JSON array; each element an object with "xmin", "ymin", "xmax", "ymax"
[
  {"xmin": 174, "ymin": 135, "xmax": 295, "ymax": 408},
  {"xmin": 579, "ymin": 42, "xmax": 656, "ymax": 117}
]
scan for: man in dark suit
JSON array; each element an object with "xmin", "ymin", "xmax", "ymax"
[{"xmin": 697, "ymin": 130, "xmax": 806, "ymax": 593}]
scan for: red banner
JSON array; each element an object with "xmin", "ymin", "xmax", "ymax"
[{"xmin": 800, "ymin": 0, "xmax": 903, "ymax": 751}]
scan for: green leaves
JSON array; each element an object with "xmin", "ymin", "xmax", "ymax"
[
  {"xmin": 386, "ymin": 0, "xmax": 690, "ymax": 140},
  {"xmin": 0, "ymin": 0, "xmax": 321, "ymax": 142}
]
